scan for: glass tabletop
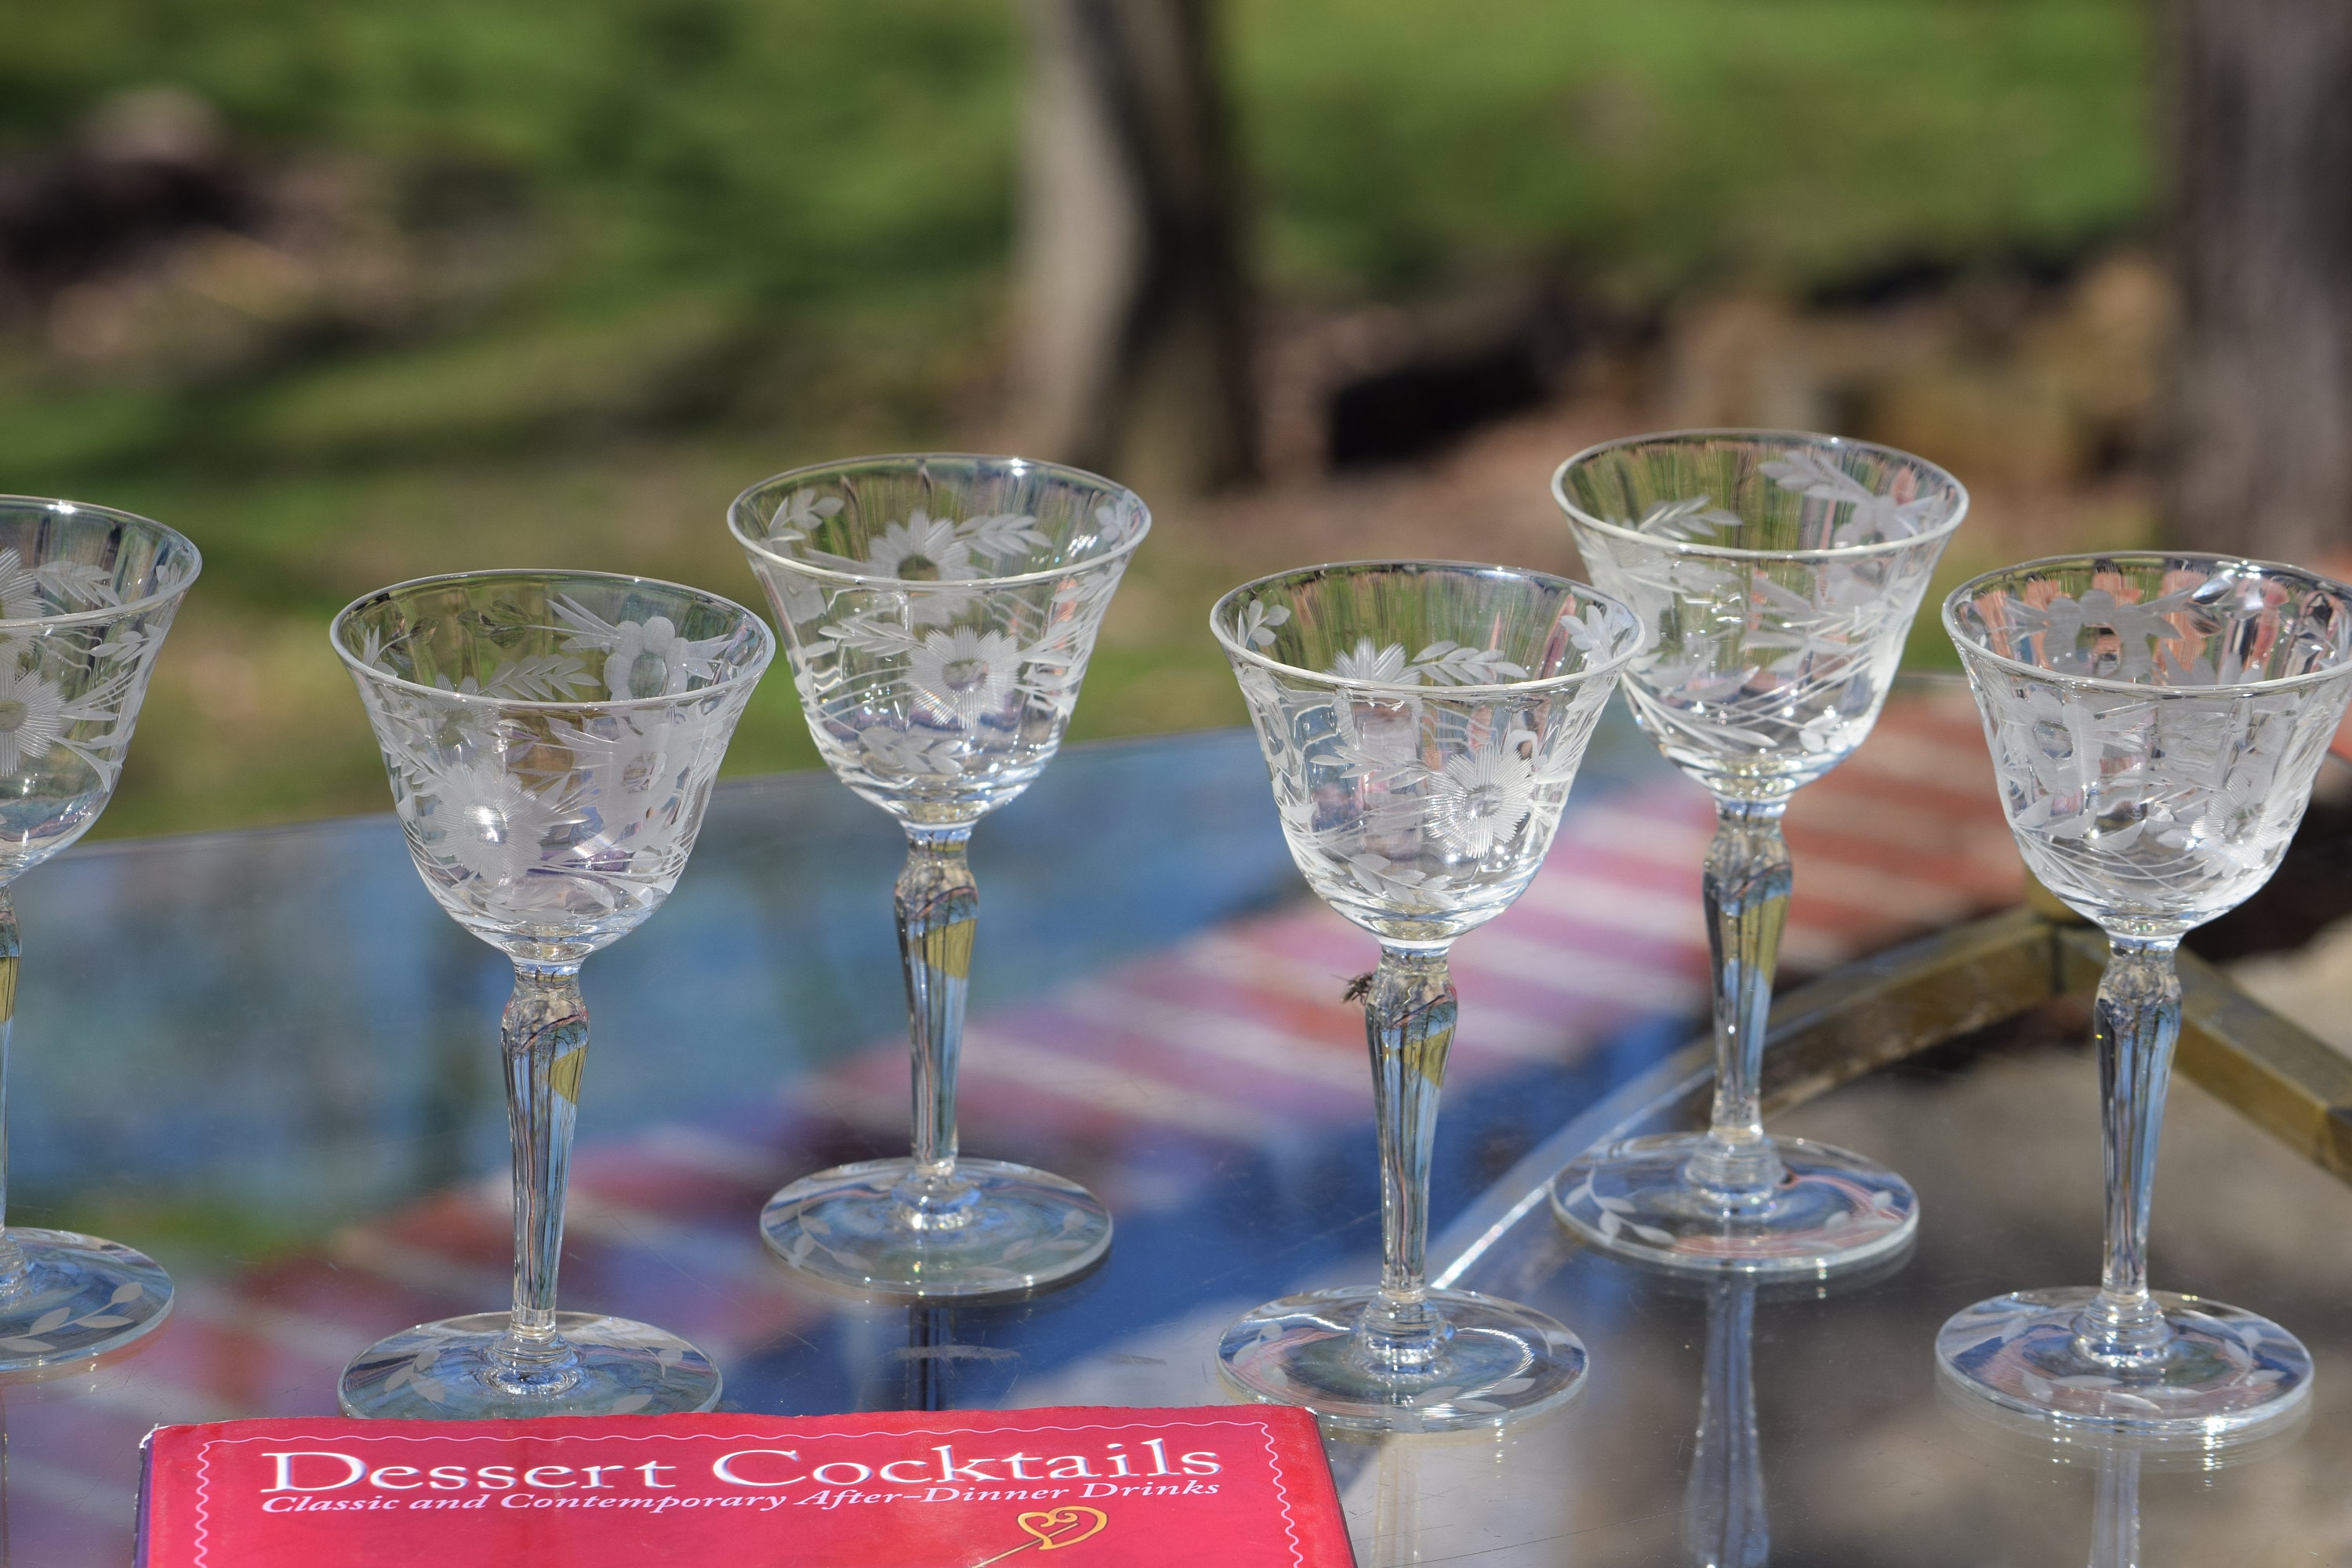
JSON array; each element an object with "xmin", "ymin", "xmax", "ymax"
[{"xmin": 2, "ymin": 710, "xmax": 2345, "ymax": 1564}]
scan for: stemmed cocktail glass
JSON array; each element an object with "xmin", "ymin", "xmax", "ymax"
[
  {"xmin": 332, "ymin": 570, "xmax": 772, "ymax": 1417},
  {"xmin": 1211, "ymin": 560, "xmax": 1642, "ymax": 1431},
  {"xmin": 1548, "ymin": 431, "xmax": 1965, "ymax": 1276},
  {"xmin": 0, "ymin": 498, "xmax": 197, "ymax": 1370},
  {"xmin": 1938, "ymin": 552, "xmax": 2352, "ymax": 1433},
  {"xmin": 731, "ymin": 455, "xmax": 1148, "ymax": 1298}
]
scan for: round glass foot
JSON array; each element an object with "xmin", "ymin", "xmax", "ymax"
[
  {"xmin": 1935, "ymin": 1288, "xmax": 2311, "ymax": 1436},
  {"xmin": 761, "ymin": 1156, "xmax": 1111, "ymax": 1298},
  {"xmin": 1552, "ymin": 1132, "xmax": 1917, "ymax": 1276},
  {"xmin": 0, "ymin": 1229, "xmax": 172, "ymax": 1371},
  {"xmin": 1217, "ymin": 1285, "xmax": 1588, "ymax": 1434},
  {"xmin": 338, "ymin": 1312, "xmax": 721, "ymax": 1419}
]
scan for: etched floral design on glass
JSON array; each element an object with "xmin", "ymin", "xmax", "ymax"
[
  {"xmin": 332, "ymin": 570, "xmax": 772, "ymax": 1417},
  {"xmin": 1211, "ymin": 561, "xmax": 1642, "ymax": 1432},
  {"xmin": 1936, "ymin": 552, "xmax": 2352, "ymax": 1435},
  {"xmin": 0, "ymin": 499, "xmax": 197, "ymax": 1371},
  {"xmin": 731, "ymin": 455, "xmax": 1149, "ymax": 1298},
  {"xmin": 1550, "ymin": 430, "xmax": 1966, "ymax": 1275}
]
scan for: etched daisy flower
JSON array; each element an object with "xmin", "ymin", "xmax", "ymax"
[
  {"xmin": 437, "ymin": 764, "xmax": 576, "ymax": 887},
  {"xmin": 1423, "ymin": 738, "xmax": 1538, "ymax": 855},
  {"xmin": 909, "ymin": 627, "xmax": 1021, "ymax": 728},
  {"xmin": 866, "ymin": 511, "xmax": 975, "ymax": 583},
  {"xmin": 0, "ymin": 661, "xmax": 67, "ymax": 773},
  {"xmin": 604, "ymin": 617, "xmax": 691, "ymax": 699},
  {"xmin": 0, "ymin": 552, "xmax": 42, "ymax": 621},
  {"xmin": 1328, "ymin": 637, "xmax": 1409, "ymax": 684}
]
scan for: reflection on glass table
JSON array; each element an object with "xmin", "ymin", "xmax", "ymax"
[
  {"xmin": 1672, "ymin": 1261, "xmax": 1907, "ymax": 1568},
  {"xmin": 1, "ymin": 700, "xmax": 2348, "ymax": 1563}
]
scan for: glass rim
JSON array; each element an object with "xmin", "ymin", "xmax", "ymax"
[
  {"xmin": 1549, "ymin": 428, "xmax": 1970, "ymax": 562},
  {"xmin": 1209, "ymin": 557, "xmax": 1645, "ymax": 698},
  {"xmin": 1941, "ymin": 549, "xmax": 2352, "ymax": 699},
  {"xmin": 726, "ymin": 452, "xmax": 1152, "ymax": 589},
  {"xmin": 329, "ymin": 566, "xmax": 776, "ymax": 713},
  {"xmin": 0, "ymin": 494, "xmax": 202, "ymax": 630}
]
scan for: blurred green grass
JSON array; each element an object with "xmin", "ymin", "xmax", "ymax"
[
  {"xmin": 1243, "ymin": 0, "xmax": 2146, "ymax": 295},
  {"xmin": 0, "ymin": 0, "xmax": 2148, "ymax": 837}
]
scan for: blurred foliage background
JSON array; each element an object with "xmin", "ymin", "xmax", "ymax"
[{"xmin": 0, "ymin": 0, "xmax": 2150, "ymax": 837}]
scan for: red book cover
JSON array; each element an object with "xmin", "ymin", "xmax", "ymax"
[{"xmin": 137, "ymin": 1406, "xmax": 1354, "ymax": 1567}]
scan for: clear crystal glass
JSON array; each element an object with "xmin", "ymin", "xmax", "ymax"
[
  {"xmin": 330, "ymin": 570, "xmax": 772, "ymax": 1417},
  {"xmin": 0, "ymin": 498, "xmax": 197, "ymax": 1371},
  {"xmin": 730, "ymin": 455, "xmax": 1149, "ymax": 1298},
  {"xmin": 1210, "ymin": 560, "xmax": 1642, "ymax": 1431},
  {"xmin": 1548, "ymin": 431, "xmax": 1966, "ymax": 1276},
  {"xmin": 1936, "ymin": 551, "xmax": 2352, "ymax": 1435}
]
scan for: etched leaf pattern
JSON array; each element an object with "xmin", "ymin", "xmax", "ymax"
[
  {"xmin": 1957, "ymin": 565, "xmax": 2352, "ymax": 924},
  {"xmin": 1940, "ymin": 1295, "xmax": 2307, "ymax": 1417},
  {"xmin": 0, "ymin": 548, "xmax": 129, "ymax": 622},
  {"xmin": 0, "ymin": 1279, "xmax": 150, "ymax": 1354},
  {"xmin": 0, "ymin": 567, "xmax": 183, "ymax": 876},
  {"xmin": 1751, "ymin": 449, "xmax": 1947, "ymax": 544},
  {"xmin": 351, "ymin": 597, "xmax": 760, "ymax": 951},
  {"xmin": 359, "ymin": 696, "xmax": 750, "ymax": 949},
  {"xmin": 1578, "ymin": 461, "xmax": 1951, "ymax": 793},
  {"xmin": 751, "ymin": 506, "xmax": 1134, "ymax": 816},
  {"xmin": 1229, "ymin": 598, "xmax": 1635, "ymax": 941}
]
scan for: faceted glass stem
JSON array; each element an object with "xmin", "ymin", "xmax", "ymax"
[
  {"xmin": 1552, "ymin": 789, "xmax": 1913, "ymax": 1275},
  {"xmin": 1686, "ymin": 1279, "xmax": 1768, "ymax": 1568},
  {"xmin": 1214, "ymin": 935, "xmax": 1585, "ymax": 1428},
  {"xmin": 757, "ymin": 818, "xmax": 1109, "ymax": 1298},
  {"xmin": 1933, "ymin": 919, "xmax": 2306, "ymax": 1430},
  {"xmin": 892, "ymin": 826, "xmax": 979, "ymax": 1225},
  {"xmin": 1688, "ymin": 800, "xmax": 1792, "ymax": 1201},
  {"xmin": 495, "ymin": 960, "xmax": 590, "ymax": 1395},
  {"xmin": 0, "ymin": 886, "xmax": 21, "ymax": 1290},
  {"xmin": 1356, "ymin": 945, "xmax": 1457, "ymax": 1374},
  {"xmin": 2077, "ymin": 935, "xmax": 2181, "ymax": 1365},
  {"xmin": 337, "ymin": 953, "xmax": 717, "ymax": 1416}
]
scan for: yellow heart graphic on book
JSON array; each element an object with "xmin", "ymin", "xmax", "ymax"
[{"xmin": 1017, "ymin": 1507, "xmax": 1108, "ymax": 1550}]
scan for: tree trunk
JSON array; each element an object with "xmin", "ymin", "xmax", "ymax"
[
  {"xmin": 2167, "ymin": 0, "xmax": 2352, "ymax": 562},
  {"xmin": 1011, "ymin": 0, "xmax": 1256, "ymax": 495}
]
